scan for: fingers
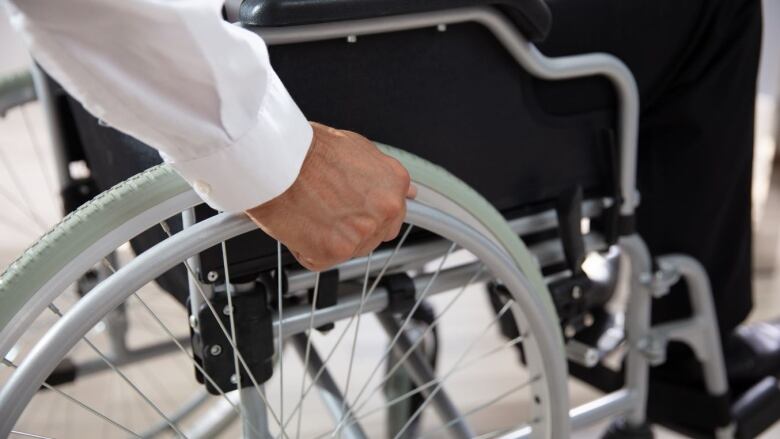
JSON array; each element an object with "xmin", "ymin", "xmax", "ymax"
[
  {"xmin": 407, "ymin": 183, "xmax": 417, "ymax": 199},
  {"xmin": 254, "ymin": 124, "xmax": 416, "ymax": 273},
  {"xmin": 292, "ymin": 249, "xmax": 335, "ymax": 273}
]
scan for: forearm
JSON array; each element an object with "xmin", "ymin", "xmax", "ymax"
[{"xmin": 5, "ymin": 0, "xmax": 312, "ymax": 212}]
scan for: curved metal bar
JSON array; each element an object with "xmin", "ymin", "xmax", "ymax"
[
  {"xmin": 248, "ymin": 6, "xmax": 640, "ymax": 216},
  {"xmin": 0, "ymin": 190, "xmax": 201, "ymax": 361},
  {"xmin": 0, "ymin": 202, "xmax": 570, "ymax": 438},
  {"xmin": 0, "ymin": 212, "xmax": 254, "ymax": 435}
]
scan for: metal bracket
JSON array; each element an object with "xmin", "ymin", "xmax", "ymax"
[
  {"xmin": 191, "ymin": 281, "xmax": 275, "ymax": 395},
  {"xmin": 649, "ymin": 260, "xmax": 682, "ymax": 298},
  {"xmin": 635, "ymin": 334, "xmax": 668, "ymax": 366}
]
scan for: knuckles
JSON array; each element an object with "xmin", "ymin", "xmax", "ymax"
[
  {"xmin": 324, "ymin": 238, "xmax": 357, "ymax": 262},
  {"xmin": 376, "ymin": 196, "xmax": 405, "ymax": 221}
]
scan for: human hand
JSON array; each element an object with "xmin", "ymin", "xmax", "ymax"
[{"xmin": 245, "ymin": 122, "xmax": 416, "ymax": 272}]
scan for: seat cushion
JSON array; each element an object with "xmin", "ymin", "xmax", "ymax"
[{"xmin": 239, "ymin": 0, "xmax": 552, "ymax": 42}]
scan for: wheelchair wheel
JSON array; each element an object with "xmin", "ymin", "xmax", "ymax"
[
  {"xmin": 0, "ymin": 70, "xmax": 57, "ymax": 246},
  {"xmin": 1, "ymin": 71, "xmax": 230, "ymax": 439},
  {"xmin": 0, "ymin": 145, "xmax": 568, "ymax": 438}
]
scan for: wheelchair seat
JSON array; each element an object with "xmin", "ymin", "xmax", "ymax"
[
  {"xmin": 60, "ymin": 0, "xmax": 615, "ymax": 289},
  {"xmin": 239, "ymin": 0, "xmax": 552, "ymax": 42}
]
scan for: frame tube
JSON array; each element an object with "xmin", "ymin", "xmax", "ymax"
[{"xmin": 248, "ymin": 6, "xmax": 640, "ymax": 216}]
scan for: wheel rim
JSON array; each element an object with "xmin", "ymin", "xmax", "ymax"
[{"xmin": 1, "ymin": 201, "xmax": 567, "ymax": 438}]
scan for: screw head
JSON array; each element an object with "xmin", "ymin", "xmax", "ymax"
[
  {"xmin": 209, "ymin": 345, "xmax": 222, "ymax": 356},
  {"xmin": 222, "ymin": 304, "xmax": 232, "ymax": 316},
  {"xmin": 207, "ymin": 271, "xmax": 219, "ymax": 282},
  {"xmin": 230, "ymin": 374, "xmax": 238, "ymax": 384},
  {"xmin": 437, "ymin": 24, "xmax": 447, "ymax": 32},
  {"xmin": 571, "ymin": 286, "xmax": 582, "ymax": 300},
  {"xmin": 189, "ymin": 315, "xmax": 199, "ymax": 331},
  {"xmin": 346, "ymin": 35, "xmax": 357, "ymax": 43},
  {"xmin": 583, "ymin": 313, "xmax": 595, "ymax": 327}
]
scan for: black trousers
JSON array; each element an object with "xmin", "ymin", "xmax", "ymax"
[{"xmin": 538, "ymin": 0, "xmax": 763, "ymax": 335}]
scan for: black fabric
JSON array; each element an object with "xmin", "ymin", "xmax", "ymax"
[
  {"xmin": 266, "ymin": 24, "xmax": 616, "ymax": 217},
  {"xmin": 537, "ymin": 0, "xmax": 762, "ymax": 335},
  {"xmin": 66, "ymin": 100, "xmax": 190, "ymax": 304},
  {"xmin": 239, "ymin": 0, "xmax": 552, "ymax": 42}
]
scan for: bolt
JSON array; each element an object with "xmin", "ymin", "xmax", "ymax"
[
  {"xmin": 189, "ymin": 315, "xmax": 199, "ymax": 331},
  {"xmin": 207, "ymin": 271, "xmax": 219, "ymax": 282},
  {"xmin": 222, "ymin": 304, "xmax": 232, "ymax": 316},
  {"xmin": 230, "ymin": 374, "xmax": 238, "ymax": 384},
  {"xmin": 564, "ymin": 325, "xmax": 577, "ymax": 338},
  {"xmin": 209, "ymin": 345, "xmax": 222, "ymax": 356},
  {"xmin": 583, "ymin": 313, "xmax": 594, "ymax": 327},
  {"xmin": 346, "ymin": 35, "xmax": 357, "ymax": 43},
  {"xmin": 437, "ymin": 24, "xmax": 447, "ymax": 32}
]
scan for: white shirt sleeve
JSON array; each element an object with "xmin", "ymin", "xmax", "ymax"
[{"xmin": 4, "ymin": 0, "xmax": 313, "ymax": 213}]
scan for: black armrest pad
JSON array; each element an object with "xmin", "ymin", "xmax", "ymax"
[{"xmin": 240, "ymin": 0, "xmax": 552, "ymax": 42}]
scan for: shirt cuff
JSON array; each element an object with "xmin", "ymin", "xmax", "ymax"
[{"xmin": 166, "ymin": 74, "xmax": 313, "ymax": 213}]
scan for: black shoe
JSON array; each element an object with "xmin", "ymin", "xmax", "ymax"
[
  {"xmin": 651, "ymin": 320, "xmax": 780, "ymax": 392},
  {"xmin": 724, "ymin": 319, "xmax": 780, "ymax": 387}
]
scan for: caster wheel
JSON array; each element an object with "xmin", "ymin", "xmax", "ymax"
[{"xmin": 602, "ymin": 418, "xmax": 654, "ymax": 439}]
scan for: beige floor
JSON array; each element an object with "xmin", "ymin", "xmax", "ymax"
[{"xmin": 2, "ymin": 100, "xmax": 780, "ymax": 439}]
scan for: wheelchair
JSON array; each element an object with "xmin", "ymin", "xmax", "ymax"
[{"xmin": 0, "ymin": 1, "xmax": 778, "ymax": 437}]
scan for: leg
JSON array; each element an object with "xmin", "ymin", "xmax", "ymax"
[{"xmin": 539, "ymin": 0, "xmax": 762, "ymax": 342}]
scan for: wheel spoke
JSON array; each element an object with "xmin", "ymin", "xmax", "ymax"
[
  {"xmin": 10, "ymin": 431, "xmax": 56, "ymax": 439},
  {"xmin": 0, "ymin": 146, "xmax": 49, "ymax": 231},
  {"xmin": 418, "ymin": 375, "xmax": 541, "ymax": 439},
  {"xmin": 159, "ymin": 222, "xmax": 285, "ymax": 434},
  {"xmin": 280, "ymin": 225, "xmax": 413, "ymax": 431},
  {"xmin": 0, "ymin": 212, "xmax": 39, "ymax": 236},
  {"xmin": 332, "ymin": 251, "xmax": 372, "ymax": 437},
  {"xmin": 277, "ymin": 241, "xmax": 286, "ymax": 438},
  {"xmin": 19, "ymin": 106, "xmax": 56, "ymax": 201},
  {"xmin": 313, "ymin": 319, "xmax": 529, "ymax": 439},
  {"xmin": 295, "ymin": 272, "xmax": 320, "ymax": 439},
  {"xmin": 46, "ymin": 304, "xmax": 188, "ymax": 438},
  {"xmin": 102, "ymin": 253, "xmax": 247, "ymax": 423},
  {"xmin": 347, "ymin": 263, "xmax": 485, "ymax": 418},
  {"xmin": 0, "ymin": 183, "xmax": 47, "ymax": 233},
  {"xmin": 391, "ymin": 299, "xmax": 516, "ymax": 439},
  {"xmin": 220, "ymin": 239, "xmax": 243, "ymax": 397},
  {"xmin": 3, "ymin": 359, "xmax": 140, "ymax": 437}
]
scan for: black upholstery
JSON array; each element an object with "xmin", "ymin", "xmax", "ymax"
[
  {"xmin": 62, "ymin": 16, "xmax": 615, "ymax": 289},
  {"xmin": 239, "ymin": 0, "xmax": 552, "ymax": 42}
]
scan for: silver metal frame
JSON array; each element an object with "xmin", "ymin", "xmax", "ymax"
[
  {"xmin": 4, "ymin": 5, "xmax": 733, "ymax": 438},
  {"xmin": 246, "ymin": 6, "xmax": 640, "ymax": 217},
  {"xmin": 0, "ymin": 201, "xmax": 572, "ymax": 438},
  {"xmin": 242, "ymin": 5, "xmax": 730, "ymax": 436}
]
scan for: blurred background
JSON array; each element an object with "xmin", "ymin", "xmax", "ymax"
[{"xmin": 1, "ymin": 2, "xmax": 779, "ymax": 438}]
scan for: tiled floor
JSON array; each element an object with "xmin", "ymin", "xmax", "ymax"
[{"xmin": 1, "ymin": 98, "xmax": 779, "ymax": 439}]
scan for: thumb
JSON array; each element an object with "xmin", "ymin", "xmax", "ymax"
[{"xmin": 407, "ymin": 183, "xmax": 418, "ymax": 199}]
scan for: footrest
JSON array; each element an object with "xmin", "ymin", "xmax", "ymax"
[
  {"xmin": 732, "ymin": 376, "xmax": 780, "ymax": 439},
  {"xmin": 647, "ymin": 374, "xmax": 780, "ymax": 438}
]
